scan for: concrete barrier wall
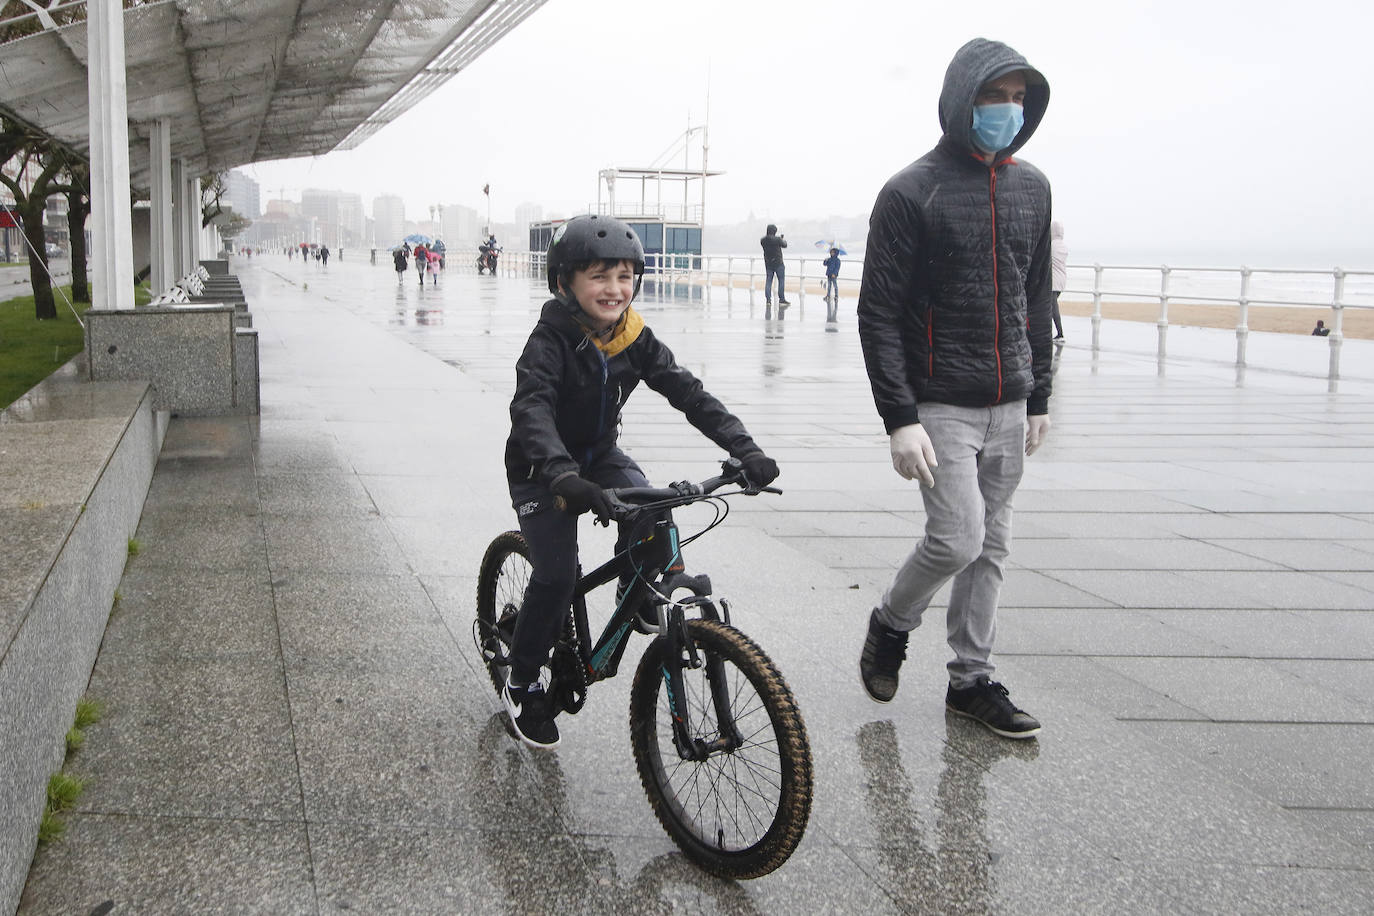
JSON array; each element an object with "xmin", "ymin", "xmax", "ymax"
[
  {"xmin": 0, "ymin": 360, "xmax": 167, "ymax": 916},
  {"xmin": 86, "ymin": 306, "xmax": 237, "ymax": 414}
]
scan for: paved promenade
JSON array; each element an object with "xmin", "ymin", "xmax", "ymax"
[{"xmin": 18, "ymin": 254, "xmax": 1374, "ymax": 914}]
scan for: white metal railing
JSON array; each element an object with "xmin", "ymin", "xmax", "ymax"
[{"xmin": 437, "ymin": 251, "xmax": 1374, "ymax": 384}]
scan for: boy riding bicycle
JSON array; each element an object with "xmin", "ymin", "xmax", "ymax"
[{"xmin": 502, "ymin": 214, "xmax": 780, "ymax": 750}]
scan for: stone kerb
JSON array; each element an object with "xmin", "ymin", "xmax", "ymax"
[{"xmin": 0, "ymin": 359, "xmax": 167, "ymax": 916}]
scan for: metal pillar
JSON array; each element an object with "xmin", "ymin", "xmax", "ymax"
[
  {"xmin": 87, "ymin": 0, "xmax": 135, "ymax": 310},
  {"xmin": 148, "ymin": 118, "xmax": 175, "ymax": 292}
]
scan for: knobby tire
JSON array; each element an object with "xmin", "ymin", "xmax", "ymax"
[
  {"xmin": 629, "ymin": 619, "xmax": 813, "ymax": 879},
  {"xmin": 475, "ymin": 531, "xmax": 531, "ymax": 695}
]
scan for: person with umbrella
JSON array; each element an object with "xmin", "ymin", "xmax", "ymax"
[
  {"xmin": 822, "ymin": 245, "xmax": 843, "ymax": 324},
  {"xmin": 414, "ymin": 243, "xmax": 429, "ymax": 286},
  {"xmin": 392, "ymin": 244, "xmax": 408, "ymax": 283}
]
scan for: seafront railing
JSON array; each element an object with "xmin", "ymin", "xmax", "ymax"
[{"xmin": 481, "ymin": 250, "xmax": 1373, "ymax": 385}]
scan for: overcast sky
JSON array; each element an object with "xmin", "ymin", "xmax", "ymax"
[{"xmin": 244, "ymin": 0, "xmax": 1371, "ymax": 263}]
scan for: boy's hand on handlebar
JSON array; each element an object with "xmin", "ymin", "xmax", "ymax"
[
  {"xmin": 552, "ymin": 474, "xmax": 614, "ymax": 525},
  {"xmin": 740, "ymin": 453, "xmax": 780, "ymax": 490}
]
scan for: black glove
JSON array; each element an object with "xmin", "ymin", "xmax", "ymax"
[
  {"xmin": 739, "ymin": 453, "xmax": 780, "ymax": 488},
  {"xmin": 552, "ymin": 474, "xmax": 613, "ymax": 525}
]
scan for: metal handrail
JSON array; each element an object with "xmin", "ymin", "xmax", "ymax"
[{"xmin": 468, "ymin": 252, "xmax": 1372, "ymax": 385}]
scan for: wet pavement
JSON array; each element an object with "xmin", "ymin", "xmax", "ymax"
[{"xmin": 18, "ymin": 253, "xmax": 1374, "ymax": 914}]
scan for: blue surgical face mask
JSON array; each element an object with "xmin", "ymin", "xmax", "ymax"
[{"xmin": 971, "ymin": 102, "xmax": 1024, "ymax": 154}]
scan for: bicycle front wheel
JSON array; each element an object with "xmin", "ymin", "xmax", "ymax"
[
  {"xmin": 629, "ymin": 619, "xmax": 813, "ymax": 879},
  {"xmin": 475, "ymin": 530, "xmax": 531, "ymax": 695}
]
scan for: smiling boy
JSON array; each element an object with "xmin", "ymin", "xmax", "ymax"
[{"xmin": 500, "ymin": 214, "xmax": 780, "ymax": 749}]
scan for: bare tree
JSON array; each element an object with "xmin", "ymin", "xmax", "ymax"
[{"xmin": 0, "ymin": 115, "xmax": 79, "ymax": 319}]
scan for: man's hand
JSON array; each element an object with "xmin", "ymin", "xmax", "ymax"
[
  {"xmin": 890, "ymin": 424, "xmax": 937, "ymax": 487},
  {"xmin": 552, "ymin": 474, "xmax": 613, "ymax": 525},
  {"xmin": 1026, "ymin": 414, "xmax": 1051, "ymax": 456}
]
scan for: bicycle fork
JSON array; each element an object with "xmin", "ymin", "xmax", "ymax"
[{"xmin": 661, "ymin": 599, "xmax": 745, "ymax": 761}]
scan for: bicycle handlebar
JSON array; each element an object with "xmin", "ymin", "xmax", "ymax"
[{"xmin": 551, "ymin": 458, "xmax": 781, "ymax": 520}]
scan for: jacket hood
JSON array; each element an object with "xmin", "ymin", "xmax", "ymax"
[{"xmin": 938, "ymin": 37, "xmax": 1049, "ymax": 159}]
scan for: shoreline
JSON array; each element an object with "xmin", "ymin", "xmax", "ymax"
[{"xmin": 1057, "ymin": 299, "xmax": 1373, "ymax": 340}]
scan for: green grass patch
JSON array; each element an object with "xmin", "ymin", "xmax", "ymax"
[
  {"xmin": 1, "ymin": 282, "xmax": 153, "ymax": 409},
  {"xmin": 73, "ymin": 697, "xmax": 103, "ymax": 731},
  {"xmin": 38, "ymin": 771, "xmax": 86, "ymax": 844},
  {"xmin": 126, "ymin": 538, "xmax": 141, "ymax": 557},
  {"xmin": 40, "ymin": 696, "xmax": 103, "ymax": 846},
  {"xmin": 0, "ymin": 285, "xmax": 88, "ymax": 408}
]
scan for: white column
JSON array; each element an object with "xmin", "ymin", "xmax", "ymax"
[
  {"xmin": 87, "ymin": 0, "xmax": 135, "ymax": 310},
  {"xmin": 182, "ymin": 170, "xmax": 201, "ymax": 269},
  {"xmin": 169, "ymin": 157, "xmax": 185, "ymax": 278},
  {"xmin": 148, "ymin": 118, "xmax": 174, "ymax": 292}
]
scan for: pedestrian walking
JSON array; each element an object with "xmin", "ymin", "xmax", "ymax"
[
  {"xmin": 415, "ymin": 244, "xmax": 428, "ymax": 286},
  {"xmin": 856, "ymin": 37, "xmax": 1054, "ymax": 740},
  {"xmin": 393, "ymin": 246, "xmax": 408, "ymax": 282}
]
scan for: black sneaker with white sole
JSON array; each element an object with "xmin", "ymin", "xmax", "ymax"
[
  {"xmin": 503, "ymin": 677, "xmax": 560, "ymax": 749},
  {"xmin": 945, "ymin": 676, "xmax": 1041, "ymax": 739}
]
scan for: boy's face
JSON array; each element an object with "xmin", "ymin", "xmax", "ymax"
[{"xmin": 565, "ymin": 259, "xmax": 636, "ymax": 332}]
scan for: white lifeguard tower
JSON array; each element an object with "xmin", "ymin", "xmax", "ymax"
[{"xmin": 530, "ymin": 125, "xmax": 722, "ymax": 274}]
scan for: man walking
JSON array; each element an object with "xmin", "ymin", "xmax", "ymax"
[
  {"xmin": 760, "ymin": 224, "xmax": 790, "ymax": 319},
  {"xmin": 856, "ymin": 37, "xmax": 1054, "ymax": 739}
]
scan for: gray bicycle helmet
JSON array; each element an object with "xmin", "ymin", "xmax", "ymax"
[{"xmin": 546, "ymin": 214, "xmax": 645, "ymax": 301}]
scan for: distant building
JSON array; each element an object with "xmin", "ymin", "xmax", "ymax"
[
  {"xmin": 301, "ymin": 189, "xmax": 340, "ymax": 246},
  {"xmin": 440, "ymin": 203, "xmax": 481, "ymax": 248},
  {"xmin": 514, "ymin": 201, "xmax": 543, "ymax": 251},
  {"xmin": 337, "ymin": 192, "xmax": 365, "ymax": 249},
  {"xmin": 372, "ymin": 194, "xmax": 405, "ymax": 248},
  {"xmin": 224, "ymin": 170, "xmax": 260, "ymax": 219}
]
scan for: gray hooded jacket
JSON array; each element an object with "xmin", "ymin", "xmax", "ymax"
[{"xmin": 857, "ymin": 38, "xmax": 1054, "ymax": 431}]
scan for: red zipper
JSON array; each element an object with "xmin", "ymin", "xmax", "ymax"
[{"xmin": 989, "ymin": 165, "xmax": 1003, "ymax": 403}]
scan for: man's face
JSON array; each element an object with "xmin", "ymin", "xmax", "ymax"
[{"xmin": 976, "ymin": 71, "xmax": 1027, "ymax": 108}]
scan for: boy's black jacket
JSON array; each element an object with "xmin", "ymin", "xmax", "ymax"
[{"xmin": 505, "ymin": 300, "xmax": 764, "ymax": 486}]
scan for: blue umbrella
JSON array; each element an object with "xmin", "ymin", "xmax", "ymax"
[
  {"xmin": 403, "ymin": 233, "xmax": 434, "ymax": 247},
  {"xmin": 814, "ymin": 240, "xmax": 848, "ymax": 256}
]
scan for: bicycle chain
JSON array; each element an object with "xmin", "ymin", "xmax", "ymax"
[{"xmin": 551, "ymin": 614, "xmax": 587, "ymax": 714}]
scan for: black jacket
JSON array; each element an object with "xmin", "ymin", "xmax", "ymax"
[
  {"xmin": 760, "ymin": 232, "xmax": 787, "ymax": 268},
  {"xmin": 505, "ymin": 300, "xmax": 764, "ymax": 486},
  {"xmin": 857, "ymin": 38, "xmax": 1054, "ymax": 432}
]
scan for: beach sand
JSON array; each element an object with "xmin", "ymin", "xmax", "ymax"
[
  {"xmin": 702, "ymin": 275, "xmax": 1372, "ymax": 340},
  {"xmin": 1058, "ymin": 299, "xmax": 1373, "ymax": 340}
]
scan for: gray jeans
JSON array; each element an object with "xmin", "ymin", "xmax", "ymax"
[{"xmin": 877, "ymin": 400, "xmax": 1026, "ymax": 688}]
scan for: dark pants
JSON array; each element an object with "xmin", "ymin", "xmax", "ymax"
[
  {"xmin": 507, "ymin": 449, "xmax": 649, "ymax": 684},
  {"xmin": 765, "ymin": 263, "xmax": 785, "ymax": 304},
  {"xmin": 1051, "ymin": 291, "xmax": 1063, "ymax": 338}
]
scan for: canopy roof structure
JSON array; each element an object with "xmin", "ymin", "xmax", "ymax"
[{"xmin": 0, "ymin": 0, "xmax": 547, "ymax": 190}]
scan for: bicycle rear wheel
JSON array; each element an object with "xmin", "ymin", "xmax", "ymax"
[
  {"xmin": 629, "ymin": 618, "xmax": 812, "ymax": 879},
  {"xmin": 475, "ymin": 531, "xmax": 531, "ymax": 695}
]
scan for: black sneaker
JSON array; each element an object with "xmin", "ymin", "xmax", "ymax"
[
  {"xmin": 503, "ymin": 677, "xmax": 560, "ymax": 749},
  {"xmin": 859, "ymin": 608, "xmax": 908, "ymax": 703},
  {"xmin": 946, "ymin": 676, "xmax": 1041, "ymax": 739},
  {"xmin": 778, "ymin": 298, "xmax": 791, "ymax": 305}
]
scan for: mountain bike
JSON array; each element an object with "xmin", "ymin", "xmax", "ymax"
[{"xmin": 474, "ymin": 458, "xmax": 813, "ymax": 879}]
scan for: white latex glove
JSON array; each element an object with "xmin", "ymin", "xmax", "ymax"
[
  {"xmin": 1026, "ymin": 414, "xmax": 1051, "ymax": 456},
  {"xmin": 890, "ymin": 423, "xmax": 938, "ymax": 487}
]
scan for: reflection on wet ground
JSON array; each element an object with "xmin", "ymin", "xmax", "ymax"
[{"xmin": 19, "ymin": 256, "xmax": 1374, "ymax": 915}]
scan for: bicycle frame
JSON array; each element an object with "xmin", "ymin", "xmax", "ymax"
[{"xmin": 565, "ymin": 505, "xmax": 741, "ymax": 762}]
